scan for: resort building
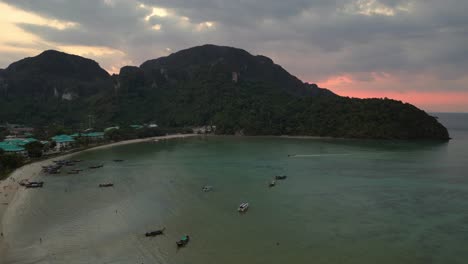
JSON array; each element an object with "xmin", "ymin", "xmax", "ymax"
[
  {"xmin": 70, "ymin": 132, "xmax": 105, "ymax": 141},
  {"xmin": 104, "ymin": 126, "xmax": 120, "ymax": 132},
  {"xmin": 0, "ymin": 137, "xmax": 40, "ymax": 157},
  {"xmin": 51, "ymin": 135, "xmax": 76, "ymax": 151},
  {"xmin": 83, "ymin": 132, "xmax": 105, "ymax": 141},
  {"xmin": 5, "ymin": 124, "xmax": 35, "ymax": 137},
  {"xmin": 193, "ymin": 125, "xmax": 216, "ymax": 134},
  {"xmin": 3, "ymin": 138, "xmax": 38, "ymax": 147},
  {"xmin": 0, "ymin": 142, "xmax": 27, "ymax": 156}
]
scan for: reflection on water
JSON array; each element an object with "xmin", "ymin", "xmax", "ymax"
[{"xmin": 2, "ymin": 113, "xmax": 468, "ymax": 264}]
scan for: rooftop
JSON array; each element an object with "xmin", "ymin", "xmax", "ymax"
[
  {"xmin": 70, "ymin": 132, "xmax": 105, "ymax": 137},
  {"xmin": 51, "ymin": 135, "xmax": 76, "ymax": 143},
  {"xmin": 0, "ymin": 142, "xmax": 26, "ymax": 152},
  {"xmin": 3, "ymin": 138, "xmax": 38, "ymax": 146}
]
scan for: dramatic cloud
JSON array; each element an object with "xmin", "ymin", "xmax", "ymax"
[{"xmin": 0, "ymin": 0, "xmax": 467, "ymax": 111}]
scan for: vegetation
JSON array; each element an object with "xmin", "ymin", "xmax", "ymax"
[
  {"xmin": 0, "ymin": 45, "xmax": 450, "ymax": 140},
  {"xmin": 0, "ymin": 151, "xmax": 25, "ymax": 179},
  {"xmin": 0, "ymin": 128, "xmax": 7, "ymax": 141},
  {"xmin": 25, "ymin": 141, "xmax": 44, "ymax": 158}
]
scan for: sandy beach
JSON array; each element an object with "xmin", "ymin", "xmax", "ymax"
[{"xmin": 0, "ymin": 133, "xmax": 196, "ymax": 261}]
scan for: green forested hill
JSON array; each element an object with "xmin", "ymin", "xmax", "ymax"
[{"xmin": 0, "ymin": 45, "xmax": 450, "ymax": 140}]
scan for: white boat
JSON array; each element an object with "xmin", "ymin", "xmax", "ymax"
[{"xmin": 238, "ymin": 202, "xmax": 249, "ymax": 212}]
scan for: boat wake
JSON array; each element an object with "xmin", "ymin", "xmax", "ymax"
[{"xmin": 289, "ymin": 154, "xmax": 351, "ymax": 157}]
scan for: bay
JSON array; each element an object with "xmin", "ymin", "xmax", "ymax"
[{"xmin": 3, "ymin": 113, "xmax": 468, "ymax": 264}]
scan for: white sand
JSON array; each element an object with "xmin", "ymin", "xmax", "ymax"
[{"xmin": 0, "ymin": 133, "xmax": 197, "ymax": 260}]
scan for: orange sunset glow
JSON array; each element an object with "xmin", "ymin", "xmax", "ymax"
[{"xmin": 317, "ymin": 74, "xmax": 468, "ymax": 112}]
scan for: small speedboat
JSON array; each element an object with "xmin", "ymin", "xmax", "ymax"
[
  {"xmin": 275, "ymin": 175, "xmax": 287, "ymax": 180},
  {"xmin": 202, "ymin": 185, "xmax": 213, "ymax": 192},
  {"xmin": 238, "ymin": 202, "xmax": 249, "ymax": 212},
  {"xmin": 269, "ymin": 180, "xmax": 276, "ymax": 187},
  {"xmin": 176, "ymin": 235, "xmax": 190, "ymax": 247},
  {"xmin": 145, "ymin": 228, "xmax": 165, "ymax": 237},
  {"xmin": 99, "ymin": 183, "xmax": 113, "ymax": 188}
]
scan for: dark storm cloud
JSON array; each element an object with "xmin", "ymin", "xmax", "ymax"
[{"xmin": 3, "ymin": 0, "xmax": 468, "ymax": 90}]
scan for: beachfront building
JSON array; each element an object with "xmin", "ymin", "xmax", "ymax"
[
  {"xmin": 104, "ymin": 126, "xmax": 120, "ymax": 132},
  {"xmin": 0, "ymin": 142, "xmax": 27, "ymax": 156},
  {"xmin": 83, "ymin": 132, "xmax": 105, "ymax": 142},
  {"xmin": 51, "ymin": 135, "xmax": 76, "ymax": 151},
  {"xmin": 130, "ymin": 125, "xmax": 144, "ymax": 129},
  {"xmin": 70, "ymin": 133, "xmax": 81, "ymax": 138},
  {"xmin": 5, "ymin": 124, "xmax": 34, "ymax": 137},
  {"xmin": 3, "ymin": 138, "xmax": 38, "ymax": 147},
  {"xmin": 193, "ymin": 125, "xmax": 216, "ymax": 134},
  {"xmin": 0, "ymin": 138, "xmax": 41, "ymax": 157}
]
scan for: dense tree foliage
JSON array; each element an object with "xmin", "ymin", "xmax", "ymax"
[
  {"xmin": 0, "ymin": 45, "xmax": 450, "ymax": 140},
  {"xmin": 0, "ymin": 152, "xmax": 25, "ymax": 179},
  {"xmin": 25, "ymin": 141, "xmax": 44, "ymax": 158}
]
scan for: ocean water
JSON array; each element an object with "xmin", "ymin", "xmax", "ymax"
[{"xmin": 2, "ymin": 113, "xmax": 468, "ymax": 264}]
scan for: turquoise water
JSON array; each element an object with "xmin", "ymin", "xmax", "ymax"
[{"xmin": 2, "ymin": 113, "xmax": 468, "ymax": 264}]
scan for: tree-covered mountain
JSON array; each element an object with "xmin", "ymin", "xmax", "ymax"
[{"xmin": 0, "ymin": 45, "xmax": 450, "ymax": 140}]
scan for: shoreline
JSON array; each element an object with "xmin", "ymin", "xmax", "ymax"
[{"xmin": 0, "ymin": 133, "xmax": 197, "ymax": 260}]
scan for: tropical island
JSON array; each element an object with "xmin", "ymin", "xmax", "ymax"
[{"xmin": 0, "ymin": 44, "xmax": 449, "ymax": 143}]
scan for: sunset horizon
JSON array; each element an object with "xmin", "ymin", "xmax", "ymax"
[{"xmin": 1, "ymin": 1, "xmax": 468, "ymax": 263}]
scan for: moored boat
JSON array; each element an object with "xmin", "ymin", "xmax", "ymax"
[
  {"xmin": 202, "ymin": 185, "xmax": 213, "ymax": 192},
  {"xmin": 98, "ymin": 183, "xmax": 113, "ymax": 188},
  {"xmin": 89, "ymin": 164, "xmax": 104, "ymax": 169},
  {"xmin": 145, "ymin": 227, "xmax": 165, "ymax": 237},
  {"xmin": 25, "ymin": 181, "xmax": 44, "ymax": 188},
  {"xmin": 275, "ymin": 175, "xmax": 287, "ymax": 180},
  {"xmin": 176, "ymin": 235, "xmax": 190, "ymax": 247},
  {"xmin": 42, "ymin": 164, "xmax": 62, "ymax": 174},
  {"xmin": 269, "ymin": 180, "xmax": 276, "ymax": 187},
  {"xmin": 238, "ymin": 202, "xmax": 249, "ymax": 212}
]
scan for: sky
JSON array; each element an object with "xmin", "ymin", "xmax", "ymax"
[{"xmin": 0, "ymin": 0, "xmax": 467, "ymax": 112}]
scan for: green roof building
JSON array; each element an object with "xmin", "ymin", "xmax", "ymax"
[
  {"xmin": 0, "ymin": 142, "xmax": 26, "ymax": 153},
  {"xmin": 3, "ymin": 138, "xmax": 38, "ymax": 146},
  {"xmin": 104, "ymin": 126, "xmax": 119, "ymax": 132},
  {"xmin": 51, "ymin": 135, "xmax": 76, "ymax": 143},
  {"xmin": 51, "ymin": 135, "xmax": 75, "ymax": 151},
  {"xmin": 84, "ymin": 132, "xmax": 105, "ymax": 138}
]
